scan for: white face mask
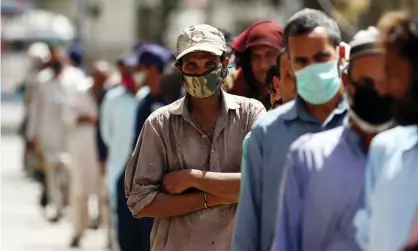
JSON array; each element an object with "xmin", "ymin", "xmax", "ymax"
[{"xmin": 133, "ymin": 71, "xmax": 147, "ymax": 87}]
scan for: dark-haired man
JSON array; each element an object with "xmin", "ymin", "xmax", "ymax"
[
  {"xmin": 265, "ymin": 64, "xmax": 282, "ymax": 109},
  {"xmin": 233, "ymin": 9, "xmax": 348, "ymax": 251},
  {"xmin": 273, "ymin": 26, "xmax": 394, "ymax": 251}
]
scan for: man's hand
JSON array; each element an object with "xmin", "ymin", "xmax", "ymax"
[
  {"xmin": 27, "ymin": 140, "xmax": 37, "ymax": 151},
  {"xmin": 162, "ymin": 169, "xmax": 202, "ymax": 194},
  {"xmin": 206, "ymin": 193, "xmax": 237, "ymax": 207}
]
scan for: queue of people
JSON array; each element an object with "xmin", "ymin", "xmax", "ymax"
[{"xmin": 19, "ymin": 7, "xmax": 417, "ymax": 251}]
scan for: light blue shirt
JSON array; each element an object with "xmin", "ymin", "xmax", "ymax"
[
  {"xmin": 232, "ymin": 97, "xmax": 348, "ymax": 251},
  {"xmin": 100, "ymin": 85, "xmax": 149, "ymax": 212},
  {"xmin": 354, "ymin": 125, "xmax": 418, "ymax": 251},
  {"xmin": 274, "ymin": 126, "xmax": 365, "ymax": 251}
]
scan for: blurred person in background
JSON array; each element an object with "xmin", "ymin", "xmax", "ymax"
[
  {"xmin": 158, "ymin": 63, "xmax": 185, "ymax": 104},
  {"xmin": 26, "ymin": 44, "xmax": 85, "ymax": 222},
  {"xmin": 217, "ymin": 27, "xmax": 236, "ymax": 92},
  {"xmin": 125, "ymin": 24, "xmax": 265, "ymax": 251},
  {"xmin": 276, "ymin": 50, "xmax": 297, "ymax": 104},
  {"xmin": 273, "ymin": 26, "xmax": 394, "ymax": 251},
  {"xmin": 100, "ymin": 52, "xmax": 150, "ymax": 249},
  {"xmin": 68, "ymin": 41, "xmax": 85, "ymax": 74},
  {"xmin": 89, "ymin": 60, "xmax": 111, "ymax": 180},
  {"xmin": 20, "ymin": 42, "xmax": 51, "ymax": 176},
  {"xmin": 354, "ymin": 11, "xmax": 418, "ymax": 251},
  {"xmin": 116, "ymin": 44, "xmax": 174, "ymax": 251},
  {"xmin": 64, "ymin": 63, "xmax": 108, "ymax": 247},
  {"xmin": 233, "ymin": 9, "xmax": 347, "ymax": 251},
  {"xmin": 264, "ymin": 64, "xmax": 282, "ymax": 109},
  {"xmin": 230, "ymin": 21, "xmax": 284, "ymax": 108}
]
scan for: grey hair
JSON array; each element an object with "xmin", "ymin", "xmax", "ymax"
[{"xmin": 283, "ymin": 8, "xmax": 341, "ymax": 49}]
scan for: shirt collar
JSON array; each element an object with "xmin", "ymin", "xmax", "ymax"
[
  {"xmin": 168, "ymin": 90, "xmax": 240, "ymax": 116},
  {"xmin": 343, "ymin": 124, "xmax": 368, "ymax": 155},
  {"xmin": 398, "ymin": 125, "xmax": 418, "ymax": 151},
  {"xmin": 282, "ymin": 96, "xmax": 348, "ymax": 122}
]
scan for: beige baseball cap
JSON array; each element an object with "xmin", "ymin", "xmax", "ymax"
[{"xmin": 176, "ymin": 24, "xmax": 226, "ymax": 60}]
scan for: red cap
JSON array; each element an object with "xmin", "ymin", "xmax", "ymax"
[{"xmin": 232, "ymin": 21, "xmax": 284, "ymax": 53}]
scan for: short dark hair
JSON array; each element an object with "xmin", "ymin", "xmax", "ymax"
[
  {"xmin": 283, "ymin": 8, "xmax": 341, "ymax": 49},
  {"xmin": 265, "ymin": 64, "xmax": 279, "ymax": 87},
  {"xmin": 378, "ymin": 11, "xmax": 418, "ymax": 68}
]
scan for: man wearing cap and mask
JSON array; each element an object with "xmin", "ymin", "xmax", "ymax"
[
  {"xmin": 271, "ymin": 26, "xmax": 394, "ymax": 251},
  {"xmin": 124, "ymin": 24, "xmax": 265, "ymax": 251},
  {"xmin": 354, "ymin": 12, "xmax": 418, "ymax": 251},
  {"xmin": 233, "ymin": 9, "xmax": 348, "ymax": 251},
  {"xmin": 116, "ymin": 44, "xmax": 174, "ymax": 251}
]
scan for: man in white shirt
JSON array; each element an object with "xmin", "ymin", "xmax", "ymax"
[{"xmin": 26, "ymin": 45, "xmax": 85, "ymax": 222}]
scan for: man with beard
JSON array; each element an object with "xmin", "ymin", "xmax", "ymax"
[
  {"xmin": 354, "ymin": 12, "xmax": 418, "ymax": 251},
  {"xmin": 230, "ymin": 21, "xmax": 283, "ymax": 108},
  {"xmin": 272, "ymin": 26, "xmax": 394, "ymax": 251}
]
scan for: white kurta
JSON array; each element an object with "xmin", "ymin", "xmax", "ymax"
[
  {"xmin": 65, "ymin": 78, "xmax": 101, "ymax": 197},
  {"xmin": 26, "ymin": 66, "xmax": 85, "ymax": 163}
]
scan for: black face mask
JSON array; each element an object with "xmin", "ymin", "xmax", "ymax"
[{"xmin": 349, "ymin": 77, "xmax": 395, "ymax": 131}]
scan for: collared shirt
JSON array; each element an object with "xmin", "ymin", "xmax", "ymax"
[
  {"xmin": 273, "ymin": 126, "xmax": 365, "ymax": 251},
  {"xmin": 100, "ymin": 85, "xmax": 150, "ymax": 212},
  {"xmin": 26, "ymin": 66, "xmax": 85, "ymax": 162},
  {"xmin": 233, "ymin": 96, "xmax": 348, "ymax": 251},
  {"xmin": 124, "ymin": 91, "xmax": 265, "ymax": 251},
  {"xmin": 354, "ymin": 125, "xmax": 418, "ymax": 251}
]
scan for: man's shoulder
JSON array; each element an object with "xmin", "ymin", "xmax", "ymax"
[
  {"xmin": 225, "ymin": 92, "xmax": 264, "ymax": 109},
  {"xmin": 370, "ymin": 126, "xmax": 415, "ymax": 154},
  {"xmin": 252, "ymin": 100, "xmax": 296, "ymax": 129},
  {"xmin": 36, "ymin": 68, "xmax": 53, "ymax": 83},
  {"xmin": 103, "ymin": 85, "xmax": 126, "ymax": 101},
  {"xmin": 145, "ymin": 99, "xmax": 182, "ymax": 125}
]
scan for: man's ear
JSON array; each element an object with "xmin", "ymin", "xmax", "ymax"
[
  {"xmin": 222, "ymin": 57, "xmax": 230, "ymax": 67},
  {"xmin": 175, "ymin": 61, "xmax": 182, "ymax": 72},
  {"xmin": 273, "ymin": 76, "xmax": 280, "ymax": 89}
]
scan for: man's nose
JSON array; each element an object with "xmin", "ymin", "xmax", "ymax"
[{"xmin": 374, "ymin": 80, "xmax": 390, "ymax": 96}]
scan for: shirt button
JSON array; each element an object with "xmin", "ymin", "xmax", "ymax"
[{"xmin": 211, "ymin": 148, "xmax": 215, "ymax": 153}]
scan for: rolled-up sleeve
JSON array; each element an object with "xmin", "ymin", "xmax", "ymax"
[
  {"xmin": 232, "ymin": 127, "xmax": 264, "ymax": 251},
  {"xmin": 124, "ymin": 117, "xmax": 167, "ymax": 218}
]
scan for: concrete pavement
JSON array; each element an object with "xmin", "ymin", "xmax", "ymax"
[{"xmin": 1, "ymin": 101, "xmax": 108, "ymax": 251}]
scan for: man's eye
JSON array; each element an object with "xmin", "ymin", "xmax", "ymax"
[
  {"xmin": 187, "ymin": 63, "xmax": 196, "ymax": 68},
  {"xmin": 206, "ymin": 62, "xmax": 217, "ymax": 67}
]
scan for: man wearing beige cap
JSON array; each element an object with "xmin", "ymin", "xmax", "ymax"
[{"xmin": 124, "ymin": 24, "xmax": 265, "ymax": 251}]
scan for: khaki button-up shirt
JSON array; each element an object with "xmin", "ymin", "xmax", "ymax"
[{"xmin": 125, "ymin": 91, "xmax": 265, "ymax": 251}]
